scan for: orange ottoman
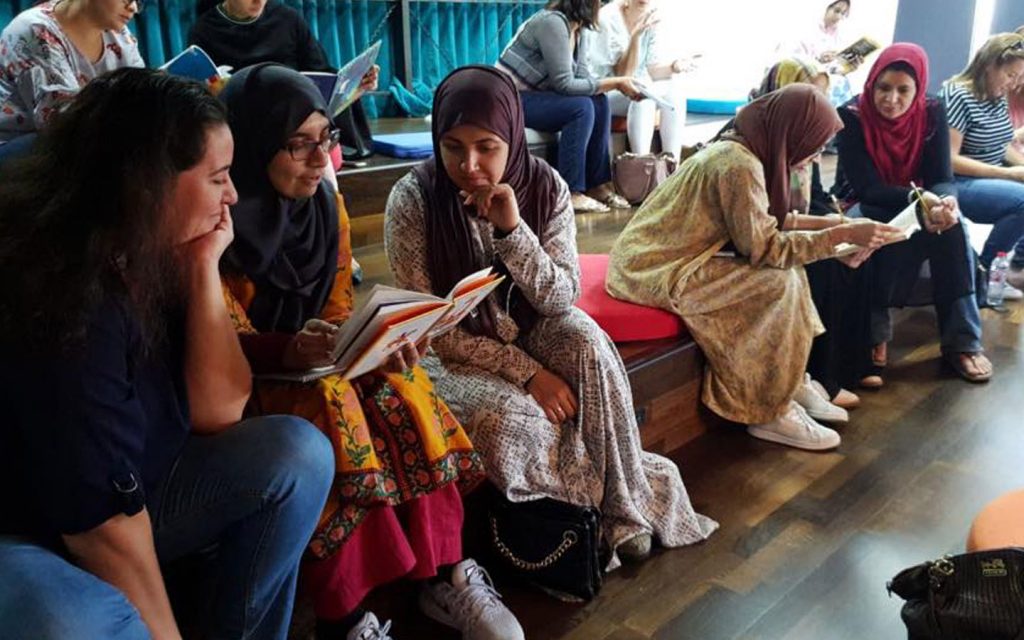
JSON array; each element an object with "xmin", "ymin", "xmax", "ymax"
[
  {"xmin": 576, "ymin": 254, "xmax": 686, "ymax": 343},
  {"xmin": 967, "ymin": 490, "xmax": 1024, "ymax": 551}
]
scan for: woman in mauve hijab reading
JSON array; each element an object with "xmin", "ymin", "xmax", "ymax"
[{"xmin": 386, "ymin": 66, "xmax": 717, "ymax": 570}]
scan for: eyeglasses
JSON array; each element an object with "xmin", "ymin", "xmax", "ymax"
[
  {"xmin": 282, "ymin": 128, "xmax": 341, "ymax": 162},
  {"xmin": 123, "ymin": 0, "xmax": 143, "ymax": 11}
]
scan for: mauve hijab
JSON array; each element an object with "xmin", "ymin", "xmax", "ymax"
[
  {"xmin": 412, "ymin": 65, "xmax": 560, "ymax": 339},
  {"xmin": 219, "ymin": 63, "xmax": 339, "ymax": 333},
  {"xmin": 728, "ymin": 84, "xmax": 843, "ymax": 227}
]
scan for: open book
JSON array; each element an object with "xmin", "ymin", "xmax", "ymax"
[
  {"xmin": 834, "ymin": 199, "xmax": 921, "ymax": 257},
  {"xmin": 634, "ymin": 81, "xmax": 675, "ymax": 111},
  {"xmin": 835, "ymin": 36, "xmax": 881, "ymax": 74},
  {"xmin": 160, "ymin": 45, "xmax": 231, "ymax": 88},
  {"xmin": 303, "ymin": 41, "xmax": 382, "ymax": 119},
  {"xmin": 258, "ymin": 268, "xmax": 505, "ymax": 383}
]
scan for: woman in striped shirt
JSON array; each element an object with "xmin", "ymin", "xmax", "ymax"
[{"xmin": 939, "ymin": 32, "xmax": 1024, "ymax": 294}]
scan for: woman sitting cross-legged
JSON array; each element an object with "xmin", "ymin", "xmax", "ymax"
[
  {"xmin": 833, "ymin": 43, "xmax": 991, "ymax": 383},
  {"xmin": 218, "ymin": 64, "xmax": 522, "ymax": 640},
  {"xmin": 497, "ymin": 0, "xmax": 642, "ymax": 213},
  {"xmin": 0, "ymin": 68, "xmax": 334, "ymax": 640},
  {"xmin": 590, "ymin": 0, "xmax": 694, "ymax": 161},
  {"xmin": 385, "ymin": 65, "xmax": 717, "ymax": 569},
  {"xmin": 938, "ymin": 32, "xmax": 1024, "ymax": 297},
  {"xmin": 608, "ymin": 85, "xmax": 897, "ymax": 451}
]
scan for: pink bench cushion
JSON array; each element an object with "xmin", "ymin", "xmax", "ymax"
[{"xmin": 576, "ymin": 254, "xmax": 686, "ymax": 343}]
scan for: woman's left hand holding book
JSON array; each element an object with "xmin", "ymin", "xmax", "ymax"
[{"xmin": 283, "ymin": 319, "xmax": 341, "ymax": 370}]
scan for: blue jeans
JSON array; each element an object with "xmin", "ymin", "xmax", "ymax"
[
  {"xmin": 954, "ymin": 176, "xmax": 1024, "ymax": 268},
  {"xmin": 0, "ymin": 134, "xmax": 37, "ymax": 169},
  {"xmin": 0, "ymin": 415, "xmax": 334, "ymax": 640},
  {"xmin": 520, "ymin": 91, "xmax": 612, "ymax": 193}
]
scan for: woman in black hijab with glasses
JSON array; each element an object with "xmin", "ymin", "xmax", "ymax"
[{"xmin": 218, "ymin": 64, "xmax": 520, "ymax": 640}]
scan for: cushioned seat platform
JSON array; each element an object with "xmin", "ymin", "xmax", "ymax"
[
  {"xmin": 576, "ymin": 254, "xmax": 686, "ymax": 343},
  {"xmin": 372, "ymin": 132, "xmax": 434, "ymax": 158},
  {"xmin": 687, "ymin": 97, "xmax": 747, "ymax": 115}
]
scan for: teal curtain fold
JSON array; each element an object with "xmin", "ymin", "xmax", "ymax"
[{"xmin": 2, "ymin": 0, "xmax": 545, "ymax": 117}]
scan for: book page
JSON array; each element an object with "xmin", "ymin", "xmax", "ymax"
[
  {"xmin": 329, "ymin": 41, "xmax": 382, "ymax": 117},
  {"xmin": 833, "ymin": 200, "xmax": 920, "ymax": 257},
  {"xmin": 429, "ymin": 275, "xmax": 505, "ymax": 338},
  {"xmin": 343, "ymin": 304, "xmax": 452, "ymax": 380}
]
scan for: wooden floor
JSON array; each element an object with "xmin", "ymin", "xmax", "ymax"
[{"xmin": 340, "ymin": 192, "xmax": 1024, "ymax": 640}]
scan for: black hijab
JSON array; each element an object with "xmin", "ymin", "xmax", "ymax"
[
  {"xmin": 220, "ymin": 63, "xmax": 339, "ymax": 333},
  {"xmin": 411, "ymin": 65, "xmax": 560, "ymax": 339}
]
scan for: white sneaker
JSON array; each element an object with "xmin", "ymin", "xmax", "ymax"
[
  {"xmin": 346, "ymin": 612, "xmax": 393, "ymax": 640},
  {"xmin": 793, "ymin": 374, "xmax": 849, "ymax": 423},
  {"xmin": 1002, "ymin": 283, "xmax": 1024, "ymax": 301},
  {"xmin": 747, "ymin": 402, "xmax": 841, "ymax": 451},
  {"xmin": 419, "ymin": 559, "xmax": 524, "ymax": 640}
]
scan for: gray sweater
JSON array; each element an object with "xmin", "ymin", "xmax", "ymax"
[{"xmin": 498, "ymin": 10, "xmax": 599, "ymax": 96}]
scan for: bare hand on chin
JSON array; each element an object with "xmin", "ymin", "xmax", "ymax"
[{"xmin": 460, "ymin": 183, "xmax": 521, "ymax": 233}]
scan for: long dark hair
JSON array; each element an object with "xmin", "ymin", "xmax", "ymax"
[
  {"xmin": 0, "ymin": 68, "xmax": 228, "ymax": 353},
  {"xmin": 546, "ymin": 0, "xmax": 600, "ymax": 30}
]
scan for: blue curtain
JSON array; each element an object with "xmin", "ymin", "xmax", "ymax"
[
  {"xmin": 1, "ymin": 0, "xmax": 545, "ymax": 117},
  {"xmin": 396, "ymin": 0, "xmax": 541, "ymax": 115}
]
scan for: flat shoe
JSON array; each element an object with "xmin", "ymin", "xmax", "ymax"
[
  {"xmin": 859, "ymin": 375, "xmax": 884, "ymax": 389},
  {"xmin": 946, "ymin": 352, "xmax": 993, "ymax": 383},
  {"xmin": 872, "ymin": 343, "xmax": 887, "ymax": 368},
  {"xmin": 832, "ymin": 388, "xmax": 860, "ymax": 409},
  {"xmin": 599, "ymin": 192, "xmax": 631, "ymax": 209},
  {"xmin": 571, "ymin": 193, "xmax": 610, "ymax": 213}
]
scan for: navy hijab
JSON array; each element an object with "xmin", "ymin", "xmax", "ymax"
[{"xmin": 219, "ymin": 63, "xmax": 339, "ymax": 333}]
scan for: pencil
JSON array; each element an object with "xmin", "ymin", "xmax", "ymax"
[
  {"xmin": 910, "ymin": 181, "xmax": 940, "ymax": 235},
  {"xmin": 829, "ymin": 194, "xmax": 845, "ymax": 225}
]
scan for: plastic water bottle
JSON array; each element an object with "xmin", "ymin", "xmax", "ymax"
[{"xmin": 988, "ymin": 252, "xmax": 1011, "ymax": 307}]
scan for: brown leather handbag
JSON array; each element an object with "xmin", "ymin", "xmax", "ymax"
[{"xmin": 613, "ymin": 151, "xmax": 677, "ymax": 205}]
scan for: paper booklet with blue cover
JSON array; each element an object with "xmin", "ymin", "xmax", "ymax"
[
  {"xmin": 160, "ymin": 45, "xmax": 231, "ymax": 87},
  {"xmin": 259, "ymin": 267, "xmax": 504, "ymax": 383},
  {"xmin": 303, "ymin": 40, "xmax": 382, "ymax": 119}
]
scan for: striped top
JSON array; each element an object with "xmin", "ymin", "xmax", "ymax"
[{"xmin": 939, "ymin": 81, "xmax": 1014, "ymax": 167}]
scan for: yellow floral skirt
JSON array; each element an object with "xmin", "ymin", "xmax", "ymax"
[{"xmin": 251, "ymin": 366, "xmax": 484, "ymax": 559}]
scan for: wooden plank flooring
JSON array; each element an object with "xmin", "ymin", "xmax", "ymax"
[
  {"xmin": 325, "ymin": 157, "xmax": 1024, "ymax": 639},
  {"xmin": 349, "ymin": 304, "xmax": 1022, "ymax": 640}
]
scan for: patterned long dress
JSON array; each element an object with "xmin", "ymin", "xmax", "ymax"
[
  {"xmin": 385, "ymin": 172, "xmax": 716, "ymax": 569},
  {"xmin": 223, "ymin": 193, "xmax": 484, "ymax": 618},
  {"xmin": 607, "ymin": 141, "xmax": 838, "ymax": 425}
]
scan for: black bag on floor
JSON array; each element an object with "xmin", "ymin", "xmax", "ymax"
[
  {"xmin": 888, "ymin": 548, "xmax": 1024, "ymax": 639},
  {"xmin": 487, "ymin": 492, "xmax": 604, "ymax": 602}
]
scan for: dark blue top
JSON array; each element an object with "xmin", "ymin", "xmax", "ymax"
[{"xmin": 0, "ymin": 295, "xmax": 190, "ymax": 544}]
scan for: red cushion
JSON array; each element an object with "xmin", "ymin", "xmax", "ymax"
[{"xmin": 576, "ymin": 254, "xmax": 686, "ymax": 342}]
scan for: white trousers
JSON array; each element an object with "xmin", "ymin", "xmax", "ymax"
[{"xmin": 607, "ymin": 77, "xmax": 687, "ymax": 158}]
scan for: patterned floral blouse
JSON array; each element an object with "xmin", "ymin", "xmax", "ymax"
[
  {"xmin": 385, "ymin": 172, "xmax": 580, "ymax": 387},
  {"xmin": 0, "ymin": 1, "xmax": 144, "ymax": 142}
]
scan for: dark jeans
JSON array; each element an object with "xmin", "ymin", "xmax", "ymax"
[
  {"xmin": 520, "ymin": 91, "xmax": 612, "ymax": 193},
  {"xmin": 848, "ymin": 204, "xmax": 982, "ymax": 354},
  {"xmin": 954, "ymin": 176, "xmax": 1024, "ymax": 268},
  {"xmin": 0, "ymin": 134, "xmax": 37, "ymax": 170},
  {"xmin": 0, "ymin": 415, "xmax": 334, "ymax": 640}
]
